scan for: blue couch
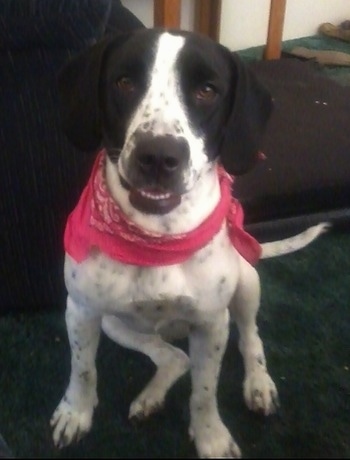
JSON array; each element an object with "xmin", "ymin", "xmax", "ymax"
[{"xmin": 0, "ymin": 0, "xmax": 144, "ymax": 313}]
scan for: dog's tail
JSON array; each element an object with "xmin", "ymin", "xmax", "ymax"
[{"xmin": 260, "ymin": 222, "xmax": 331, "ymax": 259}]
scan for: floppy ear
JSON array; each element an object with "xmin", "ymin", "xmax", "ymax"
[
  {"xmin": 219, "ymin": 53, "xmax": 273, "ymax": 175},
  {"xmin": 57, "ymin": 34, "xmax": 130, "ymax": 152}
]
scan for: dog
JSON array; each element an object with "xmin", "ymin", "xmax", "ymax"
[{"xmin": 50, "ymin": 28, "xmax": 328, "ymax": 458}]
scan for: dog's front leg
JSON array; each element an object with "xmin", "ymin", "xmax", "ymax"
[
  {"xmin": 189, "ymin": 309, "xmax": 241, "ymax": 458},
  {"xmin": 232, "ymin": 257, "xmax": 279, "ymax": 416},
  {"xmin": 51, "ymin": 296, "xmax": 101, "ymax": 448}
]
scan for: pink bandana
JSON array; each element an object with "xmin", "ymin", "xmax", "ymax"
[{"xmin": 64, "ymin": 151, "xmax": 261, "ymax": 266}]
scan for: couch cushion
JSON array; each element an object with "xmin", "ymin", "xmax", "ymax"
[
  {"xmin": 0, "ymin": 0, "xmax": 145, "ymax": 312},
  {"xmin": 234, "ymin": 59, "xmax": 350, "ymax": 239},
  {"xmin": 0, "ymin": 0, "xmax": 112, "ymax": 50}
]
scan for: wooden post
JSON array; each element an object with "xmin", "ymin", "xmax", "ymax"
[
  {"xmin": 154, "ymin": 0, "xmax": 181, "ymax": 29},
  {"xmin": 194, "ymin": 0, "xmax": 222, "ymax": 41},
  {"xmin": 264, "ymin": 0, "xmax": 286, "ymax": 60}
]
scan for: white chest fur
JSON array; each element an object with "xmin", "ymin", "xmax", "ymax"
[{"xmin": 65, "ymin": 224, "xmax": 240, "ymax": 334}]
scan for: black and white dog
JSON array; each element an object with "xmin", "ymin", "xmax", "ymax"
[{"xmin": 51, "ymin": 28, "xmax": 327, "ymax": 458}]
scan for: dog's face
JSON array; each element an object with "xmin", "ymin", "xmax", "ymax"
[{"xmin": 59, "ymin": 29, "xmax": 272, "ymax": 215}]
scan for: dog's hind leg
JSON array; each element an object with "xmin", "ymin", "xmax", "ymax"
[
  {"xmin": 230, "ymin": 257, "xmax": 279, "ymax": 415},
  {"xmin": 102, "ymin": 315, "xmax": 190, "ymax": 419},
  {"xmin": 51, "ymin": 296, "xmax": 101, "ymax": 448}
]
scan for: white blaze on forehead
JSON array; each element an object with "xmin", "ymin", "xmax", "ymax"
[
  {"xmin": 148, "ymin": 32, "xmax": 185, "ymax": 120},
  {"xmin": 120, "ymin": 32, "xmax": 208, "ymax": 188}
]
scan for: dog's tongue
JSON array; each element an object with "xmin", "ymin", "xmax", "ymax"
[{"xmin": 129, "ymin": 187, "xmax": 181, "ymax": 215}]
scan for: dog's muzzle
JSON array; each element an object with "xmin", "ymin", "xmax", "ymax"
[{"xmin": 120, "ymin": 133, "xmax": 190, "ymax": 215}]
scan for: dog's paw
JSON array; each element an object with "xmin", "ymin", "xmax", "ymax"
[
  {"xmin": 129, "ymin": 350, "xmax": 189, "ymax": 421},
  {"xmin": 50, "ymin": 397, "xmax": 97, "ymax": 448},
  {"xmin": 129, "ymin": 387, "xmax": 165, "ymax": 420},
  {"xmin": 190, "ymin": 419, "xmax": 241, "ymax": 458},
  {"xmin": 244, "ymin": 369, "xmax": 279, "ymax": 415}
]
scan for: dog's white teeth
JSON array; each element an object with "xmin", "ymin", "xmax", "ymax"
[{"xmin": 140, "ymin": 190, "xmax": 171, "ymax": 200}]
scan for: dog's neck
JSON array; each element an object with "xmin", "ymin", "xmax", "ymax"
[{"xmin": 105, "ymin": 156, "xmax": 221, "ymax": 235}]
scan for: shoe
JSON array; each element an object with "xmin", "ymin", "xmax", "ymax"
[
  {"xmin": 290, "ymin": 46, "xmax": 350, "ymax": 66},
  {"xmin": 319, "ymin": 21, "xmax": 350, "ymax": 42}
]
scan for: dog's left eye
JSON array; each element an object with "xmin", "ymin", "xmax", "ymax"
[
  {"xmin": 193, "ymin": 84, "xmax": 217, "ymax": 104},
  {"xmin": 116, "ymin": 76, "xmax": 135, "ymax": 94}
]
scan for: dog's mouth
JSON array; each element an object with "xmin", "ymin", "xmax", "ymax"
[
  {"xmin": 118, "ymin": 173, "xmax": 181, "ymax": 215},
  {"xmin": 130, "ymin": 188, "xmax": 181, "ymax": 215}
]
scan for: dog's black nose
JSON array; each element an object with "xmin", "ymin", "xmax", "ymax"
[
  {"xmin": 133, "ymin": 134, "xmax": 189, "ymax": 180},
  {"xmin": 136, "ymin": 151, "xmax": 179, "ymax": 174}
]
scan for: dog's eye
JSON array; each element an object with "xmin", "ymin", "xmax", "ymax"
[
  {"xmin": 194, "ymin": 84, "xmax": 217, "ymax": 103},
  {"xmin": 116, "ymin": 76, "xmax": 135, "ymax": 94}
]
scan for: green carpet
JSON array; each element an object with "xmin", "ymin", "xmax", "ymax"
[
  {"xmin": 1, "ymin": 35, "xmax": 350, "ymax": 458},
  {"xmin": 1, "ymin": 231, "xmax": 349, "ymax": 458}
]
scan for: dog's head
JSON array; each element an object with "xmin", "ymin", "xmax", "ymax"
[{"xmin": 59, "ymin": 28, "xmax": 272, "ymax": 215}]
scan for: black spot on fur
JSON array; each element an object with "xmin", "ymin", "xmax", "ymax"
[
  {"xmin": 79, "ymin": 371, "xmax": 90, "ymax": 382},
  {"xmin": 198, "ymin": 248, "xmax": 213, "ymax": 264}
]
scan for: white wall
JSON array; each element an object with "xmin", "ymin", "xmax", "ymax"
[
  {"xmin": 122, "ymin": 0, "xmax": 154, "ymax": 27},
  {"xmin": 220, "ymin": 0, "xmax": 350, "ymax": 51},
  {"xmin": 220, "ymin": 0, "xmax": 270, "ymax": 51},
  {"xmin": 121, "ymin": 0, "xmax": 194, "ymax": 30},
  {"xmin": 283, "ymin": 0, "xmax": 350, "ymax": 42},
  {"xmin": 122, "ymin": 0, "xmax": 350, "ymax": 51}
]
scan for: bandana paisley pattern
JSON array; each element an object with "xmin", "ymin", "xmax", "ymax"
[{"xmin": 64, "ymin": 150, "xmax": 261, "ymax": 266}]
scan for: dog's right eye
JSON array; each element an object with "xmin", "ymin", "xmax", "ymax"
[
  {"xmin": 193, "ymin": 83, "xmax": 217, "ymax": 105},
  {"xmin": 116, "ymin": 76, "xmax": 135, "ymax": 94}
]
